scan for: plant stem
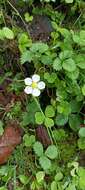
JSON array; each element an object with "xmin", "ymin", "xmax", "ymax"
[{"xmin": 33, "ymin": 97, "xmax": 45, "ymax": 118}]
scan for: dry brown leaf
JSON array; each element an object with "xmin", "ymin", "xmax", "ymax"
[{"xmin": 0, "ymin": 121, "xmax": 22, "ymax": 164}]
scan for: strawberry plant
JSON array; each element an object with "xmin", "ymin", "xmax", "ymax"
[{"xmin": 0, "ymin": 0, "xmax": 85, "ymax": 189}]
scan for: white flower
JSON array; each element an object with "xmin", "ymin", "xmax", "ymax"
[{"xmin": 24, "ymin": 74, "xmax": 45, "ymax": 97}]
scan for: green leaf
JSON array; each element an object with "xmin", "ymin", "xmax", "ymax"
[
  {"xmin": 57, "ymin": 101, "xmax": 71, "ymax": 116},
  {"xmin": 41, "ymin": 55, "xmax": 53, "ymax": 65},
  {"xmin": 66, "ymin": 184, "xmax": 76, "ymax": 190},
  {"xmin": 79, "ymin": 128, "xmax": 85, "ymax": 137},
  {"xmin": 0, "ymin": 166, "xmax": 8, "ymax": 176},
  {"xmin": 78, "ymin": 138, "xmax": 85, "ymax": 150},
  {"xmin": 3, "ymin": 27, "xmax": 14, "ymax": 39},
  {"xmin": 33, "ymin": 141, "xmax": 43, "ymax": 157},
  {"xmin": 44, "ymin": 72, "xmax": 57, "ymax": 83},
  {"xmin": 59, "ymin": 28, "xmax": 71, "ymax": 39},
  {"xmin": 51, "ymin": 181, "xmax": 57, "ymax": 190},
  {"xmin": 65, "ymin": 0, "xmax": 73, "ymax": 3},
  {"xmin": 53, "ymin": 58, "xmax": 62, "ymax": 71},
  {"xmin": 36, "ymin": 171, "xmax": 45, "ymax": 183},
  {"xmin": 56, "ymin": 85, "xmax": 67, "ymax": 100},
  {"xmin": 30, "ymin": 42, "xmax": 48, "ymax": 53},
  {"xmin": 63, "ymin": 58, "xmax": 76, "ymax": 72},
  {"xmin": 78, "ymin": 168, "xmax": 85, "ymax": 189},
  {"xmin": 35, "ymin": 112, "xmax": 44, "ymax": 124},
  {"xmin": 69, "ymin": 114, "xmax": 81, "ymax": 131},
  {"xmin": 22, "ymin": 101, "xmax": 39, "ymax": 126},
  {"xmin": 45, "ymin": 105, "xmax": 55, "ymax": 118},
  {"xmin": 45, "ymin": 117, "xmax": 54, "ymax": 128},
  {"xmin": 55, "ymin": 114, "xmax": 68, "ymax": 126},
  {"xmin": 45, "ymin": 145, "xmax": 58, "ymax": 159},
  {"xmin": 80, "ymin": 30, "xmax": 85, "ymax": 46},
  {"xmin": 44, "ymin": 72, "xmax": 49, "ymax": 80},
  {"xmin": 18, "ymin": 33, "xmax": 32, "ymax": 52},
  {"xmin": 66, "ymin": 68, "xmax": 79, "ymax": 80},
  {"xmin": 23, "ymin": 134, "xmax": 35, "ymax": 147},
  {"xmin": 16, "ymin": 188, "xmax": 23, "ymax": 190},
  {"xmin": 52, "ymin": 129, "xmax": 67, "ymax": 141},
  {"xmin": 72, "ymin": 34, "xmax": 80, "ymax": 44},
  {"xmin": 24, "ymin": 12, "xmax": 33, "ymax": 22},
  {"xmin": 22, "ymin": 112, "xmax": 34, "ymax": 126},
  {"xmin": 76, "ymin": 55, "xmax": 85, "ymax": 69},
  {"xmin": 18, "ymin": 175, "xmax": 29, "ymax": 185},
  {"xmin": 82, "ymin": 85, "xmax": 85, "ymax": 96},
  {"xmin": 21, "ymin": 50, "xmax": 32, "ymax": 64},
  {"xmin": 30, "ymin": 181, "xmax": 36, "ymax": 190},
  {"xmin": 0, "ymin": 187, "xmax": 7, "ymax": 190},
  {"xmin": 39, "ymin": 156, "xmax": 51, "ymax": 170},
  {"xmin": 55, "ymin": 172, "xmax": 63, "ymax": 181},
  {"xmin": 70, "ymin": 100, "xmax": 82, "ymax": 113},
  {"xmin": 78, "ymin": 167, "xmax": 85, "ymax": 177},
  {"xmin": 59, "ymin": 50, "xmax": 73, "ymax": 60}
]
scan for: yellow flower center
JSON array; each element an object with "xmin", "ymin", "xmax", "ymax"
[{"xmin": 31, "ymin": 82, "xmax": 37, "ymax": 89}]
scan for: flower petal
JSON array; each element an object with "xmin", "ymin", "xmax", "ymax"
[
  {"xmin": 24, "ymin": 78, "xmax": 32, "ymax": 86},
  {"xmin": 38, "ymin": 81, "xmax": 45, "ymax": 90},
  {"xmin": 32, "ymin": 74, "xmax": 40, "ymax": 82},
  {"xmin": 24, "ymin": 86, "xmax": 32, "ymax": 94},
  {"xmin": 32, "ymin": 88, "xmax": 40, "ymax": 97}
]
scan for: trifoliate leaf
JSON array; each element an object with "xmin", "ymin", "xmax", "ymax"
[
  {"xmin": 23, "ymin": 134, "xmax": 35, "ymax": 147},
  {"xmin": 24, "ymin": 12, "xmax": 33, "ymax": 22},
  {"xmin": 44, "ymin": 72, "xmax": 57, "ymax": 83}
]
